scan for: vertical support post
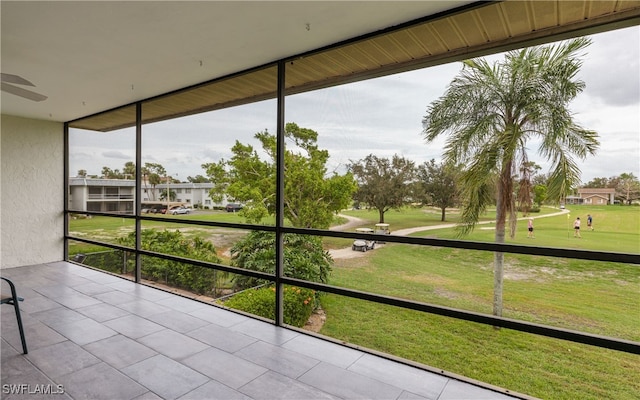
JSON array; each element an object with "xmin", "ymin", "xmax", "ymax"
[
  {"xmin": 63, "ymin": 123, "xmax": 70, "ymax": 261},
  {"xmin": 275, "ymin": 61, "xmax": 286, "ymax": 326},
  {"xmin": 135, "ymin": 102, "xmax": 142, "ymax": 283}
]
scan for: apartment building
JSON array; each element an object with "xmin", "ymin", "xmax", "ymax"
[{"xmin": 68, "ymin": 178, "xmax": 221, "ymax": 213}]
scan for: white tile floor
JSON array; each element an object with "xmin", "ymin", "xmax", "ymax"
[{"xmin": 1, "ymin": 262, "xmax": 529, "ymax": 400}]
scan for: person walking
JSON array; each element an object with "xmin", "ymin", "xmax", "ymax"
[
  {"xmin": 587, "ymin": 214, "xmax": 594, "ymax": 231},
  {"xmin": 527, "ymin": 218, "xmax": 535, "ymax": 238},
  {"xmin": 573, "ymin": 217, "xmax": 581, "ymax": 238}
]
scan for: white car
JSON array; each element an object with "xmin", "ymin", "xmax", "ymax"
[{"xmin": 169, "ymin": 206, "xmax": 190, "ymax": 215}]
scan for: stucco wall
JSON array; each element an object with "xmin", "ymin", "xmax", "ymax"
[{"xmin": 1, "ymin": 114, "xmax": 64, "ymax": 268}]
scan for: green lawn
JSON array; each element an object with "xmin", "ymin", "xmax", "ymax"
[
  {"xmin": 416, "ymin": 205, "xmax": 640, "ymax": 253},
  {"xmin": 321, "ymin": 205, "xmax": 640, "ymax": 400},
  {"xmin": 68, "ymin": 210, "xmax": 250, "ymax": 255}
]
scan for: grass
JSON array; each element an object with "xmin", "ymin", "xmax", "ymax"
[
  {"xmin": 321, "ymin": 205, "xmax": 640, "ymax": 399},
  {"xmin": 417, "ymin": 205, "xmax": 640, "ymax": 253},
  {"xmin": 320, "ymin": 296, "xmax": 639, "ymax": 400},
  {"xmin": 68, "ymin": 205, "xmax": 640, "ymax": 399},
  {"xmin": 68, "ymin": 210, "xmax": 250, "ymax": 253}
]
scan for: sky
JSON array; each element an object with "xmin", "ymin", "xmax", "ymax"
[{"xmin": 70, "ymin": 26, "xmax": 640, "ymax": 185}]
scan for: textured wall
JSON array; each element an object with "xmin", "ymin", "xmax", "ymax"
[{"xmin": 1, "ymin": 115, "xmax": 64, "ymax": 268}]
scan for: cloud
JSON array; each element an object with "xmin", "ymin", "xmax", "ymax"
[
  {"xmin": 580, "ymin": 26, "xmax": 640, "ymax": 107},
  {"xmin": 102, "ymin": 150, "xmax": 131, "ymax": 159}
]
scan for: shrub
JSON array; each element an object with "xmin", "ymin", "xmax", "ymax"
[
  {"xmin": 222, "ymin": 285, "xmax": 315, "ymax": 327},
  {"xmin": 230, "ymin": 231, "xmax": 332, "ymax": 290},
  {"xmin": 117, "ymin": 229, "xmax": 221, "ymax": 295}
]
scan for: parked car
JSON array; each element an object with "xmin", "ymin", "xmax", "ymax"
[
  {"xmin": 141, "ymin": 203, "xmax": 167, "ymax": 214},
  {"xmin": 225, "ymin": 203, "xmax": 243, "ymax": 212},
  {"xmin": 169, "ymin": 206, "xmax": 190, "ymax": 215}
]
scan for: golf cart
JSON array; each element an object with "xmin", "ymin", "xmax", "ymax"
[
  {"xmin": 352, "ymin": 227, "xmax": 375, "ymax": 252},
  {"xmin": 374, "ymin": 223, "xmax": 390, "ymax": 243}
]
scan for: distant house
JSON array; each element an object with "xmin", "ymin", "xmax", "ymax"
[{"xmin": 575, "ymin": 188, "xmax": 616, "ymax": 205}]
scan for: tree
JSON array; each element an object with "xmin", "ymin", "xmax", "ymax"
[
  {"xmin": 422, "ymin": 38, "xmax": 599, "ymax": 317},
  {"xmin": 515, "ymin": 161, "xmax": 541, "ymax": 213},
  {"xmin": 77, "ymin": 169, "xmax": 87, "ymax": 177},
  {"xmin": 533, "ymin": 184, "xmax": 548, "ymax": 208},
  {"xmin": 348, "ymin": 154, "xmax": 416, "ymax": 223},
  {"xmin": 417, "ymin": 159, "xmax": 460, "ymax": 221},
  {"xmin": 187, "ymin": 175, "xmax": 210, "ymax": 183},
  {"xmin": 203, "ymin": 122, "xmax": 357, "ymax": 229},
  {"xmin": 122, "ymin": 161, "xmax": 136, "ymax": 179},
  {"xmin": 615, "ymin": 172, "xmax": 640, "ymax": 205},
  {"xmin": 142, "ymin": 162, "xmax": 166, "ymax": 201},
  {"xmin": 583, "ymin": 176, "xmax": 610, "ymax": 188},
  {"xmin": 531, "ymin": 171, "xmax": 550, "ymax": 187},
  {"xmin": 101, "ymin": 166, "xmax": 119, "ymax": 179},
  {"xmin": 159, "ymin": 189, "xmax": 177, "ymax": 202}
]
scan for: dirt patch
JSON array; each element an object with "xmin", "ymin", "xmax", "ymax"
[
  {"xmin": 173, "ymin": 227, "xmax": 249, "ymax": 258},
  {"xmin": 303, "ymin": 308, "xmax": 327, "ymax": 333},
  {"xmin": 433, "ymin": 287, "xmax": 459, "ymax": 300}
]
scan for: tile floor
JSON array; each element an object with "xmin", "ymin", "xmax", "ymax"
[{"xmin": 1, "ymin": 262, "xmax": 528, "ymax": 400}]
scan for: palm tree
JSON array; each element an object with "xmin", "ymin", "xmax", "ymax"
[
  {"xmin": 422, "ymin": 38, "xmax": 599, "ymax": 317},
  {"xmin": 122, "ymin": 161, "xmax": 136, "ymax": 179}
]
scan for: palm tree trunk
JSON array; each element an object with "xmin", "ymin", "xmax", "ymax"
[
  {"xmin": 493, "ymin": 246, "xmax": 504, "ymax": 317},
  {"xmin": 493, "ymin": 166, "xmax": 510, "ymax": 318}
]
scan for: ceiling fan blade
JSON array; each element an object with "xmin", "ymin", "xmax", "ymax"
[
  {"xmin": 1, "ymin": 82, "xmax": 48, "ymax": 102},
  {"xmin": 1, "ymin": 73, "xmax": 35, "ymax": 87}
]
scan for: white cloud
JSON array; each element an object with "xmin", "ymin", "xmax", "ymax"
[
  {"xmin": 102, "ymin": 150, "xmax": 131, "ymax": 160},
  {"xmin": 580, "ymin": 26, "xmax": 640, "ymax": 107}
]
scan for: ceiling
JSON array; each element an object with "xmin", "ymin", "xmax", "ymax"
[
  {"xmin": 1, "ymin": 1, "xmax": 475, "ymax": 123},
  {"xmin": 2, "ymin": 1, "xmax": 640, "ymax": 127}
]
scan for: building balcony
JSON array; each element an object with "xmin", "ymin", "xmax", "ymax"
[
  {"xmin": 87, "ymin": 194, "xmax": 134, "ymax": 200},
  {"xmin": 1, "ymin": 262, "xmax": 522, "ymax": 400}
]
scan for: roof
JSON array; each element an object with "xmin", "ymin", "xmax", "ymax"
[
  {"xmin": 69, "ymin": 178, "xmax": 135, "ymax": 187},
  {"xmin": 3, "ymin": 1, "xmax": 639, "ymax": 129},
  {"xmin": 578, "ymin": 188, "xmax": 616, "ymax": 193}
]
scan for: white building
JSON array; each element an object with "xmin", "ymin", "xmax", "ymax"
[
  {"xmin": 146, "ymin": 182, "xmax": 221, "ymax": 209},
  {"xmin": 68, "ymin": 178, "xmax": 221, "ymax": 213},
  {"xmin": 69, "ymin": 178, "xmax": 135, "ymax": 213}
]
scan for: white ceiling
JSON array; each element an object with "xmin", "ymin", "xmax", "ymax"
[{"xmin": 1, "ymin": 1, "xmax": 473, "ymax": 123}]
